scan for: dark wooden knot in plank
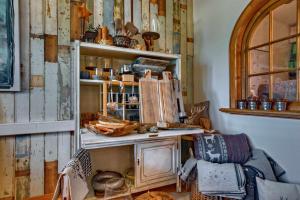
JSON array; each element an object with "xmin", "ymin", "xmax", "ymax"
[
  {"xmin": 187, "ymin": 38, "xmax": 194, "ymax": 43},
  {"xmin": 45, "ymin": 35, "xmax": 58, "ymax": 63},
  {"xmin": 15, "ymin": 169, "xmax": 30, "ymax": 177},
  {"xmin": 180, "ymin": 4, "xmax": 187, "ymax": 10},
  {"xmin": 30, "ymin": 33, "xmax": 45, "ymax": 39},
  {"xmin": 30, "ymin": 75, "xmax": 44, "ymax": 88},
  {"xmin": 173, "ymin": 18, "xmax": 180, "ymax": 24}
]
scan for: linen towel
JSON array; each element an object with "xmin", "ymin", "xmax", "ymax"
[
  {"xmin": 52, "ymin": 148, "xmax": 92, "ymax": 200},
  {"xmin": 194, "ymin": 133, "xmax": 251, "ymax": 164},
  {"xmin": 197, "ymin": 160, "xmax": 246, "ymax": 199},
  {"xmin": 53, "ymin": 159, "xmax": 89, "ymax": 200}
]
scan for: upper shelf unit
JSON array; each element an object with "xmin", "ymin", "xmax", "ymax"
[
  {"xmin": 80, "ymin": 79, "xmax": 139, "ymax": 86},
  {"xmin": 79, "ymin": 42, "xmax": 181, "ymax": 60}
]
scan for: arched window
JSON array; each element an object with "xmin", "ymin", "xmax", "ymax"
[{"xmin": 222, "ymin": 0, "xmax": 300, "ymax": 119}]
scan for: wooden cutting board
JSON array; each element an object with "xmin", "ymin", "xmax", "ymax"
[
  {"xmin": 158, "ymin": 72, "xmax": 179, "ymax": 123},
  {"xmin": 139, "ymin": 75, "xmax": 161, "ymax": 123}
]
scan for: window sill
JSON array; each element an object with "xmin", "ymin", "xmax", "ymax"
[{"xmin": 219, "ymin": 108, "xmax": 300, "ymax": 120}]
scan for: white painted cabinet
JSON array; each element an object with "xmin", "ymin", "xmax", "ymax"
[{"xmin": 135, "ymin": 139, "xmax": 178, "ymax": 188}]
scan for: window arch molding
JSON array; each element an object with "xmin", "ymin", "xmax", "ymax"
[{"xmin": 229, "ymin": 0, "xmax": 293, "ymax": 108}]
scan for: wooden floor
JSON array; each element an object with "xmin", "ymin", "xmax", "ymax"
[{"xmin": 24, "ymin": 184, "xmax": 191, "ymax": 200}]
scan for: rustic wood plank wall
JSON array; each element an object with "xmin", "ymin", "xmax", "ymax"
[{"xmin": 0, "ymin": 0, "xmax": 194, "ymax": 199}]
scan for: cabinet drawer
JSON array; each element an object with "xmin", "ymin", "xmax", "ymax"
[{"xmin": 135, "ymin": 139, "xmax": 178, "ymax": 187}]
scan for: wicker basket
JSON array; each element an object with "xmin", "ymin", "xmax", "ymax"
[{"xmin": 191, "ymin": 180, "xmax": 221, "ymax": 200}]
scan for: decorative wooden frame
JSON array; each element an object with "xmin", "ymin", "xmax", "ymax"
[{"xmin": 223, "ymin": 0, "xmax": 300, "ymax": 119}]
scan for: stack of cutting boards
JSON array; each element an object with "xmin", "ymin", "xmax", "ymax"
[{"xmin": 139, "ymin": 71, "xmax": 184, "ymax": 124}]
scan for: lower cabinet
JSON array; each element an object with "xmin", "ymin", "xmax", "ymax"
[{"xmin": 135, "ymin": 139, "xmax": 178, "ymax": 188}]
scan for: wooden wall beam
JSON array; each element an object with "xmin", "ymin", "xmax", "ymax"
[
  {"xmin": 133, "ymin": 0, "xmax": 142, "ymax": 32},
  {"xmin": 142, "ymin": 0, "xmax": 150, "ymax": 32}
]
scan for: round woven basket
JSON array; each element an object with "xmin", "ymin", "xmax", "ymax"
[{"xmin": 135, "ymin": 191, "xmax": 174, "ymax": 200}]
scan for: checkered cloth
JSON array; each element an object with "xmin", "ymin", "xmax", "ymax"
[{"xmin": 72, "ymin": 148, "xmax": 92, "ymax": 178}]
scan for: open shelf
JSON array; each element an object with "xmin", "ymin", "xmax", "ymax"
[
  {"xmin": 220, "ymin": 108, "xmax": 300, "ymax": 119},
  {"xmin": 80, "ymin": 42, "xmax": 180, "ymax": 60},
  {"xmin": 80, "ymin": 79, "xmax": 139, "ymax": 86}
]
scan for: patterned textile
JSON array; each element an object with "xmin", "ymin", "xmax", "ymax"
[
  {"xmin": 72, "ymin": 148, "xmax": 92, "ymax": 178},
  {"xmin": 194, "ymin": 133, "xmax": 251, "ymax": 164},
  {"xmin": 197, "ymin": 160, "xmax": 246, "ymax": 199},
  {"xmin": 265, "ymin": 152, "xmax": 286, "ymax": 181},
  {"xmin": 243, "ymin": 166, "xmax": 264, "ymax": 200},
  {"xmin": 244, "ymin": 149, "xmax": 277, "ymax": 181}
]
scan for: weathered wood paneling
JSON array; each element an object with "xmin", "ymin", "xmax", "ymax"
[
  {"xmin": 142, "ymin": 0, "xmax": 150, "ymax": 32},
  {"xmin": 103, "ymin": 0, "xmax": 115, "ymax": 36},
  {"xmin": 0, "ymin": 137, "xmax": 15, "ymax": 199},
  {"xmin": 165, "ymin": 0, "xmax": 173, "ymax": 53},
  {"xmin": 0, "ymin": 0, "xmax": 194, "ymax": 198},
  {"xmin": 180, "ymin": 0, "xmax": 187, "ymax": 102},
  {"xmin": 94, "ymin": 0, "xmax": 104, "ymax": 27},
  {"xmin": 158, "ymin": 0, "xmax": 166, "ymax": 52},
  {"xmin": 124, "ymin": 0, "xmax": 132, "ymax": 23},
  {"xmin": 29, "ymin": 0, "xmax": 45, "ymax": 197},
  {"xmin": 44, "ymin": 0, "xmax": 58, "ymax": 194},
  {"xmin": 186, "ymin": 0, "xmax": 194, "ymax": 104},
  {"xmin": 58, "ymin": 0, "xmax": 72, "ymax": 172},
  {"xmin": 173, "ymin": 0, "xmax": 180, "ymax": 54},
  {"xmin": 133, "ymin": 0, "xmax": 142, "ymax": 32},
  {"xmin": 15, "ymin": 0, "xmax": 31, "ymax": 199}
]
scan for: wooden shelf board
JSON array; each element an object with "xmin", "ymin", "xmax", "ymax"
[
  {"xmin": 219, "ymin": 108, "xmax": 300, "ymax": 119},
  {"xmin": 80, "ymin": 79, "xmax": 139, "ymax": 86},
  {"xmin": 79, "ymin": 42, "xmax": 180, "ymax": 60},
  {"xmin": 81, "ymin": 128, "xmax": 204, "ymax": 149}
]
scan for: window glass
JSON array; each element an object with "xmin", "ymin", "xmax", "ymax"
[
  {"xmin": 249, "ymin": 75, "xmax": 270, "ymax": 99},
  {"xmin": 249, "ymin": 15, "xmax": 269, "ymax": 47},
  {"xmin": 0, "ymin": 0, "xmax": 14, "ymax": 89},
  {"xmin": 272, "ymin": 38, "xmax": 297, "ymax": 71},
  {"xmin": 273, "ymin": 72, "xmax": 297, "ymax": 101},
  {"xmin": 273, "ymin": 0, "xmax": 297, "ymax": 40},
  {"xmin": 249, "ymin": 46, "xmax": 269, "ymax": 74}
]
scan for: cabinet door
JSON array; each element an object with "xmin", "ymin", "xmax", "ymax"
[{"xmin": 135, "ymin": 139, "xmax": 178, "ymax": 187}]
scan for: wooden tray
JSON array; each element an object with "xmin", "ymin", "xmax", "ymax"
[{"xmin": 86, "ymin": 121, "xmax": 138, "ymax": 137}]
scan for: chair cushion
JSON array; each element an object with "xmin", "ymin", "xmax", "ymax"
[{"xmin": 256, "ymin": 177, "xmax": 300, "ymax": 200}]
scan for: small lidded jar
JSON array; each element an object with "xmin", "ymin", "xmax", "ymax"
[{"xmin": 236, "ymin": 99, "xmax": 247, "ymax": 110}]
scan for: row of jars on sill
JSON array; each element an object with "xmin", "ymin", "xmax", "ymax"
[{"xmin": 237, "ymin": 99, "xmax": 287, "ymax": 111}]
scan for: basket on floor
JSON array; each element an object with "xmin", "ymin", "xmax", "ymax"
[{"xmin": 191, "ymin": 180, "xmax": 220, "ymax": 200}]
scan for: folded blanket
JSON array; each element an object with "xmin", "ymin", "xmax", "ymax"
[
  {"xmin": 197, "ymin": 160, "xmax": 246, "ymax": 199},
  {"xmin": 244, "ymin": 149, "xmax": 277, "ymax": 181},
  {"xmin": 194, "ymin": 133, "xmax": 251, "ymax": 164},
  {"xmin": 243, "ymin": 149, "xmax": 286, "ymax": 200}
]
